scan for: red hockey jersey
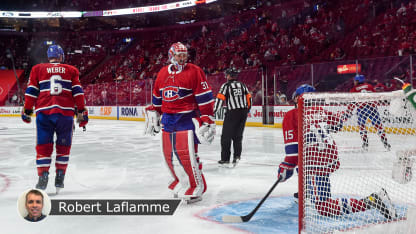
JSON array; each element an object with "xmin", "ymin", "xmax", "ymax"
[
  {"xmin": 350, "ymin": 83, "xmax": 375, "ymax": 93},
  {"xmin": 24, "ymin": 63, "xmax": 85, "ymax": 116},
  {"xmin": 152, "ymin": 63, "xmax": 214, "ymax": 116},
  {"xmin": 282, "ymin": 107, "xmax": 341, "ymax": 174},
  {"xmin": 348, "ymin": 82, "xmax": 376, "ymax": 111}
]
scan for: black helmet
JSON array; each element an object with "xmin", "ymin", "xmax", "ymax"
[{"xmin": 224, "ymin": 67, "xmax": 239, "ymax": 78}]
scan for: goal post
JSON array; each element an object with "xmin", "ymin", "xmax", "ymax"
[{"xmin": 297, "ymin": 91, "xmax": 416, "ymax": 234}]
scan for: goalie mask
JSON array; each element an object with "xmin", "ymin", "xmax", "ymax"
[{"xmin": 168, "ymin": 42, "xmax": 188, "ymax": 72}]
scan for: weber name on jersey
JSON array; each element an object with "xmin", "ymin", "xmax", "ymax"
[{"xmin": 24, "ymin": 63, "xmax": 85, "ymax": 116}]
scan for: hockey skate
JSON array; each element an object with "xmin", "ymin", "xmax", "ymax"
[
  {"xmin": 364, "ymin": 188, "xmax": 397, "ymax": 220},
  {"xmin": 383, "ymin": 140, "xmax": 391, "ymax": 151},
  {"xmin": 294, "ymin": 192, "xmax": 299, "ymax": 204},
  {"xmin": 36, "ymin": 171, "xmax": 49, "ymax": 190},
  {"xmin": 55, "ymin": 169, "xmax": 65, "ymax": 194},
  {"xmin": 185, "ymin": 196, "xmax": 202, "ymax": 204},
  {"xmin": 384, "ymin": 142, "xmax": 391, "ymax": 151},
  {"xmin": 232, "ymin": 157, "xmax": 240, "ymax": 168},
  {"xmin": 362, "ymin": 142, "xmax": 369, "ymax": 152},
  {"xmin": 218, "ymin": 160, "xmax": 230, "ymax": 168}
]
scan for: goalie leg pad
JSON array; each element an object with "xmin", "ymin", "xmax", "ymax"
[
  {"xmin": 162, "ymin": 131, "xmax": 181, "ymax": 193},
  {"xmin": 162, "ymin": 130, "xmax": 206, "ymax": 199},
  {"xmin": 316, "ymin": 197, "xmax": 368, "ymax": 217},
  {"xmin": 195, "ymin": 153, "xmax": 207, "ymax": 194}
]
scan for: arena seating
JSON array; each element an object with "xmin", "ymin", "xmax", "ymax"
[{"xmin": 1, "ymin": 0, "xmax": 416, "ymax": 106}]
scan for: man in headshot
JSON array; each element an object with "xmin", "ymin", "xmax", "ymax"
[{"xmin": 25, "ymin": 189, "xmax": 46, "ymax": 222}]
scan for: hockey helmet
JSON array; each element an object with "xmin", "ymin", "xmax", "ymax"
[
  {"xmin": 47, "ymin": 44, "xmax": 64, "ymax": 61},
  {"xmin": 292, "ymin": 84, "xmax": 316, "ymax": 99},
  {"xmin": 224, "ymin": 67, "xmax": 239, "ymax": 78},
  {"xmin": 354, "ymin": 74, "xmax": 365, "ymax": 83},
  {"xmin": 168, "ymin": 42, "xmax": 188, "ymax": 71}
]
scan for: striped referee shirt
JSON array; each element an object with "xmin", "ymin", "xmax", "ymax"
[{"xmin": 213, "ymin": 80, "xmax": 252, "ymax": 114}]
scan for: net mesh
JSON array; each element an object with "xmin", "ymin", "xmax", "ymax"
[{"xmin": 299, "ymin": 91, "xmax": 416, "ymax": 233}]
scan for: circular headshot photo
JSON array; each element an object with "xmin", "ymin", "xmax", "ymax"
[{"xmin": 17, "ymin": 189, "xmax": 51, "ymax": 222}]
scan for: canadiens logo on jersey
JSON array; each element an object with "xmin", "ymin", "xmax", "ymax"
[{"xmin": 163, "ymin": 86, "xmax": 179, "ymax": 101}]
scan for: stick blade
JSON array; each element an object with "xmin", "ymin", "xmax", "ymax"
[{"xmin": 222, "ymin": 215, "xmax": 243, "ymax": 223}]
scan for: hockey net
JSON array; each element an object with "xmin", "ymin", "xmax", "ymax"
[{"xmin": 298, "ymin": 91, "xmax": 416, "ymax": 234}]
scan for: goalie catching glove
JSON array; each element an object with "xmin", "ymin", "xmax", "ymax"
[
  {"xmin": 144, "ymin": 105, "xmax": 161, "ymax": 136},
  {"xmin": 21, "ymin": 108, "xmax": 33, "ymax": 123},
  {"xmin": 192, "ymin": 116, "xmax": 216, "ymax": 145},
  {"xmin": 76, "ymin": 109, "xmax": 89, "ymax": 127}
]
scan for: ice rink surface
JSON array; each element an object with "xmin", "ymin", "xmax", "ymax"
[
  {"xmin": 0, "ymin": 117, "xmax": 294, "ymax": 234},
  {"xmin": 1, "ymin": 117, "xmax": 414, "ymax": 234}
]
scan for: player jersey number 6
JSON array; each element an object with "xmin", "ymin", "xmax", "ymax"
[{"xmin": 50, "ymin": 75, "xmax": 63, "ymax": 95}]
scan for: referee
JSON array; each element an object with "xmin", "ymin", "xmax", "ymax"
[{"xmin": 214, "ymin": 67, "xmax": 252, "ymax": 167}]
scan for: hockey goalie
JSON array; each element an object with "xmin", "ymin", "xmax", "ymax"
[
  {"xmin": 277, "ymin": 84, "xmax": 397, "ymax": 229},
  {"xmin": 144, "ymin": 42, "xmax": 215, "ymax": 204}
]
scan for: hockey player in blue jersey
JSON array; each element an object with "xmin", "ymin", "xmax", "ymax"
[{"xmin": 346, "ymin": 74, "xmax": 390, "ymax": 151}]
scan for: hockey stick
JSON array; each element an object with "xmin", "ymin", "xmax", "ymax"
[{"xmin": 222, "ymin": 177, "xmax": 282, "ymax": 223}]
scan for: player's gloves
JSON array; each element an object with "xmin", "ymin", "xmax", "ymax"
[
  {"xmin": 278, "ymin": 161, "xmax": 296, "ymax": 182},
  {"xmin": 76, "ymin": 109, "xmax": 89, "ymax": 128},
  {"xmin": 144, "ymin": 105, "xmax": 161, "ymax": 136},
  {"xmin": 21, "ymin": 108, "xmax": 33, "ymax": 123},
  {"xmin": 192, "ymin": 116, "xmax": 216, "ymax": 145}
]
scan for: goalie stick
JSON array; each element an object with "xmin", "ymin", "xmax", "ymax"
[{"xmin": 222, "ymin": 177, "xmax": 282, "ymax": 223}]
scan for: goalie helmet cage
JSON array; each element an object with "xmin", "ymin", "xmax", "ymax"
[{"xmin": 297, "ymin": 91, "xmax": 416, "ymax": 234}]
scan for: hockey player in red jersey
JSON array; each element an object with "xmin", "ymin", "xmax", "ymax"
[
  {"xmin": 277, "ymin": 84, "xmax": 396, "ymax": 220},
  {"xmin": 22, "ymin": 45, "xmax": 88, "ymax": 193},
  {"xmin": 345, "ymin": 74, "xmax": 390, "ymax": 151},
  {"xmin": 144, "ymin": 42, "xmax": 215, "ymax": 203}
]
